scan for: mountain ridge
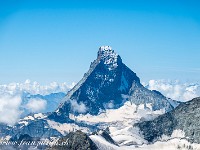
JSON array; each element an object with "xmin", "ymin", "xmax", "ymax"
[{"xmin": 136, "ymin": 97, "xmax": 200, "ymax": 143}]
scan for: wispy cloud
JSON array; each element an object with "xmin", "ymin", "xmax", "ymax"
[
  {"xmin": 70, "ymin": 99, "xmax": 87, "ymax": 113},
  {"xmin": 25, "ymin": 98, "xmax": 47, "ymax": 113}
]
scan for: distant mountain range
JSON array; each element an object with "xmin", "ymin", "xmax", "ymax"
[{"xmin": 20, "ymin": 92, "xmax": 66, "ymax": 117}]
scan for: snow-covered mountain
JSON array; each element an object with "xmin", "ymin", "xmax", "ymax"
[
  {"xmin": 57, "ymin": 46, "xmax": 140, "ymax": 115},
  {"xmin": 48, "ymin": 46, "xmax": 177, "ymax": 123},
  {"xmin": 136, "ymin": 97, "xmax": 200, "ymax": 144},
  {"xmin": 0, "ymin": 46, "xmax": 184, "ymax": 149}
]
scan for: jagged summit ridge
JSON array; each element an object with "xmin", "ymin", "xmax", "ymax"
[
  {"xmin": 50, "ymin": 46, "xmax": 140, "ymax": 118},
  {"xmin": 99, "ymin": 45, "xmax": 112, "ymax": 51},
  {"xmin": 97, "ymin": 46, "xmax": 121, "ymax": 70}
]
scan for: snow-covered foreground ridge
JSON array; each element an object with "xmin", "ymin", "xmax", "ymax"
[
  {"xmin": 15, "ymin": 101, "xmax": 200, "ymax": 149},
  {"xmin": 90, "ymin": 135, "xmax": 200, "ymax": 150}
]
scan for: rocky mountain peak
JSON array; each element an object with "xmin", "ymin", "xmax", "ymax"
[
  {"xmin": 49, "ymin": 46, "xmax": 176, "ymax": 120},
  {"xmin": 97, "ymin": 46, "xmax": 122, "ymax": 70}
]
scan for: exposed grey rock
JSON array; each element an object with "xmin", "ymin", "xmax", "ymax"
[
  {"xmin": 13, "ymin": 120, "xmax": 62, "ymax": 138},
  {"xmin": 129, "ymin": 81, "xmax": 176, "ymax": 112},
  {"xmin": 136, "ymin": 97, "xmax": 200, "ymax": 143},
  {"xmin": 48, "ymin": 130, "xmax": 98, "ymax": 150},
  {"xmin": 92, "ymin": 129, "xmax": 118, "ymax": 146}
]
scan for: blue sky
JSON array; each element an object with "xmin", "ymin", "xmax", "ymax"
[{"xmin": 0, "ymin": 0, "xmax": 200, "ymax": 84}]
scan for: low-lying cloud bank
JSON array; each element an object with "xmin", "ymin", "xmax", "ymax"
[
  {"xmin": 145, "ymin": 79, "xmax": 200, "ymax": 101},
  {"xmin": 0, "ymin": 79, "xmax": 199, "ymax": 125},
  {"xmin": 0, "ymin": 79, "xmax": 75, "ymax": 95},
  {"xmin": 0, "ymin": 94, "xmax": 22, "ymax": 125},
  {"xmin": 0, "ymin": 80, "xmax": 74, "ymax": 125},
  {"xmin": 25, "ymin": 98, "xmax": 47, "ymax": 113}
]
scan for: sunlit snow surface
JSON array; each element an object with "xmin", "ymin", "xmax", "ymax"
[
  {"xmin": 69, "ymin": 101, "xmax": 200, "ymax": 149},
  {"xmin": 2, "ymin": 101, "xmax": 200, "ymax": 149},
  {"xmin": 90, "ymin": 135, "xmax": 200, "ymax": 150}
]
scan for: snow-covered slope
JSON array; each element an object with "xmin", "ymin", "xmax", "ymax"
[
  {"xmin": 90, "ymin": 134, "xmax": 200, "ymax": 150},
  {"xmin": 1, "ymin": 97, "xmax": 199, "ymax": 149},
  {"xmin": 73, "ymin": 101, "xmax": 164, "ymax": 146},
  {"xmin": 136, "ymin": 97, "xmax": 200, "ymax": 144}
]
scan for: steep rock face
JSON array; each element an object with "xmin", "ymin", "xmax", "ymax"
[
  {"xmin": 129, "ymin": 82, "xmax": 175, "ymax": 111},
  {"xmin": 49, "ymin": 46, "xmax": 177, "ymax": 123},
  {"xmin": 136, "ymin": 97, "xmax": 200, "ymax": 143},
  {"xmin": 52, "ymin": 46, "xmax": 140, "ymax": 117}
]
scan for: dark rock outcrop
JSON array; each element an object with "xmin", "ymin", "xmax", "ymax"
[
  {"xmin": 136, "ymin": 97, "xmax": 200, "ymax": 143},
  {"xmin": 93, "ymin": 129, "xmax": 118, "ymax": 146},
  {"xmin": 48, "ymin": 130, "xmax": 98, "ymax": 150}
]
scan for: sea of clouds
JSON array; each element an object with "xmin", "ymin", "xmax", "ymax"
[
  {"xmin": 0, "ymin": 80, "xmax": 75, "ymax": 125},
  {"xmin": 0, "ymin": 79, "xmax": 200, "ymax": 125},
  {"xmin": 0, "ymin": 79, "xmax": 75, "ymax": 96},
  {"xmin": 144, "ymin": 79, "xmax": 200, "ymax": 101}
]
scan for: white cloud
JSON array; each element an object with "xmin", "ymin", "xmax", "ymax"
[
  {"xmin": 0, "ymin": 94, "xmax": 22, "ymax": 125},
  {"xmin": 104, "ymin": 100, "xmax": 114, "ymax": 109},
  {"xmin": 0, "ymin": 79, "xmax": 199, "ymax": 125},
  {"xmin": 26, "ymin": 98, "xmax": 47, "ymax": 113},
  {"xmin": 70, "ymin": 99, "xmax": 87, "ymax": 113},
  {"xmin": 146, "ymin": 79, "xmax": 200, "ymax": 101},
  {"xmin": 0, "ymin": 79, "xmax": 74, "ymax": 95},
  {"xmin": 0, "ymin": 80, "xmax": 76, "ymax": 125}
]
